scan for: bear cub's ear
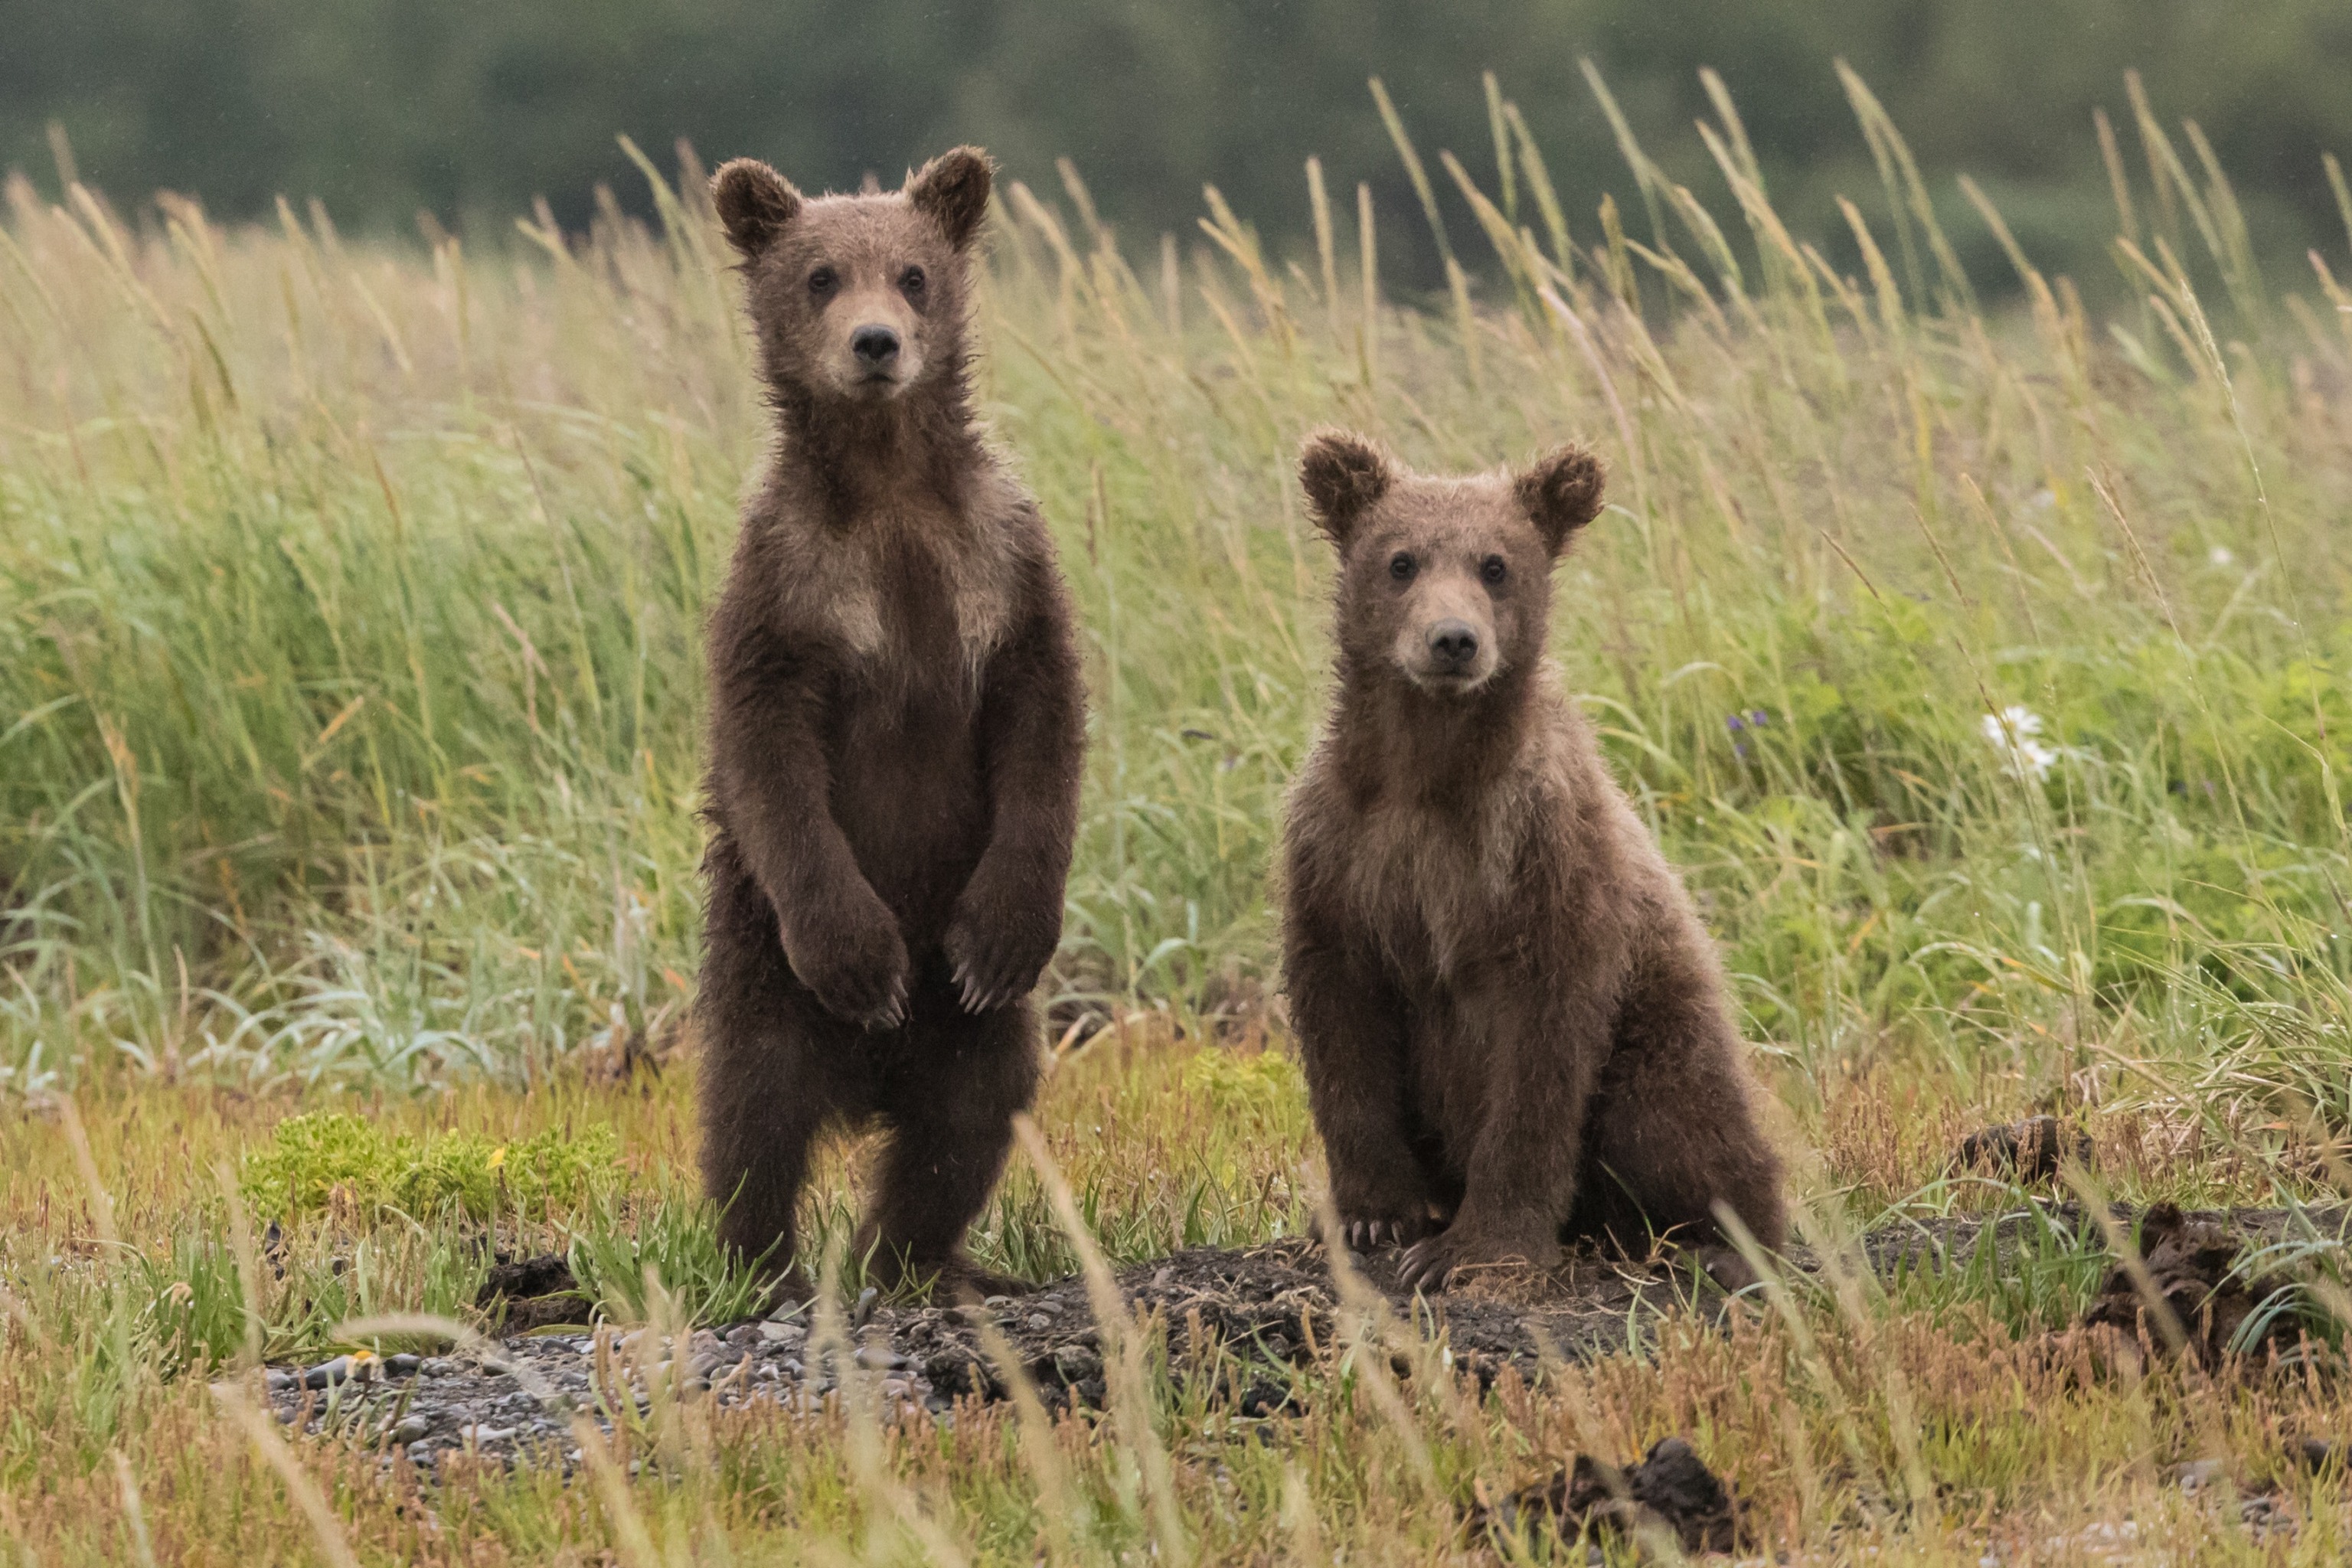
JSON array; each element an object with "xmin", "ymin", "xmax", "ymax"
[
  {"xmin": 1515, "ymin": 444, "xmax": 1606, "ymax": 556},
  {"xmin": 907, "ymin": 146, "xmax": 995, "ymax": 250},
  {"xmin": 1298, "ymin": 428, "xmax": 1394, "ymax": 549},
  {"xmin": 711, "ymin": 158, "xmax": 802, "ymax": 257}
]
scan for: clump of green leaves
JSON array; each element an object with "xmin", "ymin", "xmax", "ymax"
[{"xmin": 239, "ymin": 1112, "xmax": 619, "ymax": 1223}]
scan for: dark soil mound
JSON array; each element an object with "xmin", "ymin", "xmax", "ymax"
[
  {"xmin": 476, "ymin": 1252, "xmax": 592, "ymax": 1334},
  {"xmin": 266, "ymin": 1204, "xmax": 2348, "ymax": 1470},
  {"xmin": 2079, "ymin": 1202, "xmax": 2311, "ymax": 1367},
  {"xmin": 1470, "ymin": 1435, "xmax": 1752, "ymax": 1554}
]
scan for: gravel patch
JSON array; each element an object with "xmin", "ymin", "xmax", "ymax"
[{"xmin": 264, "ymin": 1203, "xmax": 2351, "ymax": 1471}]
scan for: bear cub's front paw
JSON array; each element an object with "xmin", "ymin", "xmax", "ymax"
[
  {"xmin": 784, "ymin": 897, "xmax": 910, "ymax": 1031},
  {"xmin": 943, "ymin": 878, "xmax": 1059, "ymax": 1014},
  {"xmin": 1397, "ymin": 1220, "xmax": 1559, "ymax": 1293}
]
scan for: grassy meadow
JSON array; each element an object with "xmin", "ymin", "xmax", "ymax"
[{"xmin": 5, "ymin": 67, "xmax": 2352, "ymax": 1560}]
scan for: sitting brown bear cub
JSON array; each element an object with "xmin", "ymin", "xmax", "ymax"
[
  {"xmin": 696, "ymin": 147, "xmax": 1083, "ymax": 1298},
  {"xmin": 1282, "ymin": 430, "xmax": 1785, "ymax": 1290}
]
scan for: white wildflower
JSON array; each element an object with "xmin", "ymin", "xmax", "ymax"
[{"xmin": 1981, "ymin": 705, "xmax": 2058, "ymax": 782}]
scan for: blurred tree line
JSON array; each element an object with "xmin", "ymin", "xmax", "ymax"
[{"xmin": 8, "ymin": 0, "xmax": 2351, "ymax": 296}]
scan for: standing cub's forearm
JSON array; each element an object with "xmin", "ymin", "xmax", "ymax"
[
  {"xmin": 978, "ymin": 590, "xmax": 1084, "ymax": 895},
  {"xmin": 946, "ymin": 580, "xmax": 1086, "ymax": 1011},
  {"xmin": 707, "ymin": 615, "xmax": 908, "ymax": 1027},
  {"xmin": 707, "ymin": 616, "xmax": 859, "ymax": 922}
]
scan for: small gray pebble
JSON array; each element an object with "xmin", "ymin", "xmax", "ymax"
[
  {"xmin": 855, "ymin": 1345, "xmax": 906, "ymax": 1371},
  {"xmin": 982, "ymin": 1295, "xmax": 1011, "ymax": 1308},
  {"xmin": 384, "ymin": 1353, "xmax": 422, "ymax": 1376},
  {"xmin": 389, "ymin": 1415, "xmax": 432, "ymax": 1445},
  {"xmin": 851, "ymin": 1287, "xmax": 880, "ymax": 1328},
  {"xmin": 419, "ymin": 1357, "xmax": 457, "ymax": 1377},
  {"xmin": 1025, "ymin": 1314, "xmax": 1052, "ymax": 1331},
  {"xmin": 264, "ymin": 1367, "xmax": 295, "ymax": 1392}
]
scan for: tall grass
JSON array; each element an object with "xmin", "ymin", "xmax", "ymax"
[{"xmin": 4, "ymin": 73, "xmax": 2351, "ymax": 1185}]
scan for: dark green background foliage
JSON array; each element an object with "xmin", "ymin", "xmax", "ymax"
[{"xmin": 8, "ymin": 0, "xmax": 2352, "ymax": 292}]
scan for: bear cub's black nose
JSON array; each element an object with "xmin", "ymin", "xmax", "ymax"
[
  {"xmin": 1429, "ymin": 620, "xmax": 1480, "ymax": 668},
  {"xmin": 851, "ymin": 325, "xmax": 901, "ymax": 366}
]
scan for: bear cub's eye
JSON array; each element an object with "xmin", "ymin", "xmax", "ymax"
[
  {"xmin": 1480, "ymin": 554, "xmax": 1508, "ymax": 586},
  {"xmin": 900, "ymin": 266, "xmax": 926, "ymax": 295},
  {"xmin": 1388, "ymin": 552, "xmax": 1416, "ymax": 582},
  {"xmin": 808, "ymin": 266, "xmax": 838, "ymax": 296}
]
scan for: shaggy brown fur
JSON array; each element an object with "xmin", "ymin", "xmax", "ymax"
[
  {"xmin": 696, "ymin": 148, "xmax": 1083, "ymax": 1297},
  {"xmin": 1282, "ymin": 430, "xmax": 1785, "ymax": 1291}
]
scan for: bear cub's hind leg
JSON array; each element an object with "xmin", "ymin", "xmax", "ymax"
[
  {"xmin": 696, "ymin": 844, "xmax": 844, "ymax": 1286},
  {"xmin": 854, "ymin": 1001, "xmax": 1040, "ymax": 1300},
  {"xmin": 1570, "ymin": 961, "xmax": 1788, "ymax": 1260}
]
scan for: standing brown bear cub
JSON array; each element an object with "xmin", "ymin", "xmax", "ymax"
[
  {"xmin": 697, "ymin": 147, "xmax": 1083, "ymax": 1298},
  {"xmin": 1282, "ymin": 430, "xmax": 1785, "ymax": 1291}
]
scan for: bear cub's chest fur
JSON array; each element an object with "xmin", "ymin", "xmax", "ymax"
[{"xmin": 763, "ymin": 495, "xmax": 1018, "ymax": 693}]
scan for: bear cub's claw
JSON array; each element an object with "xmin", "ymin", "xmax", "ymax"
[{"xmin": 1338, "ymin": 1213, "xmax": 1434, "ymax": 1253}]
